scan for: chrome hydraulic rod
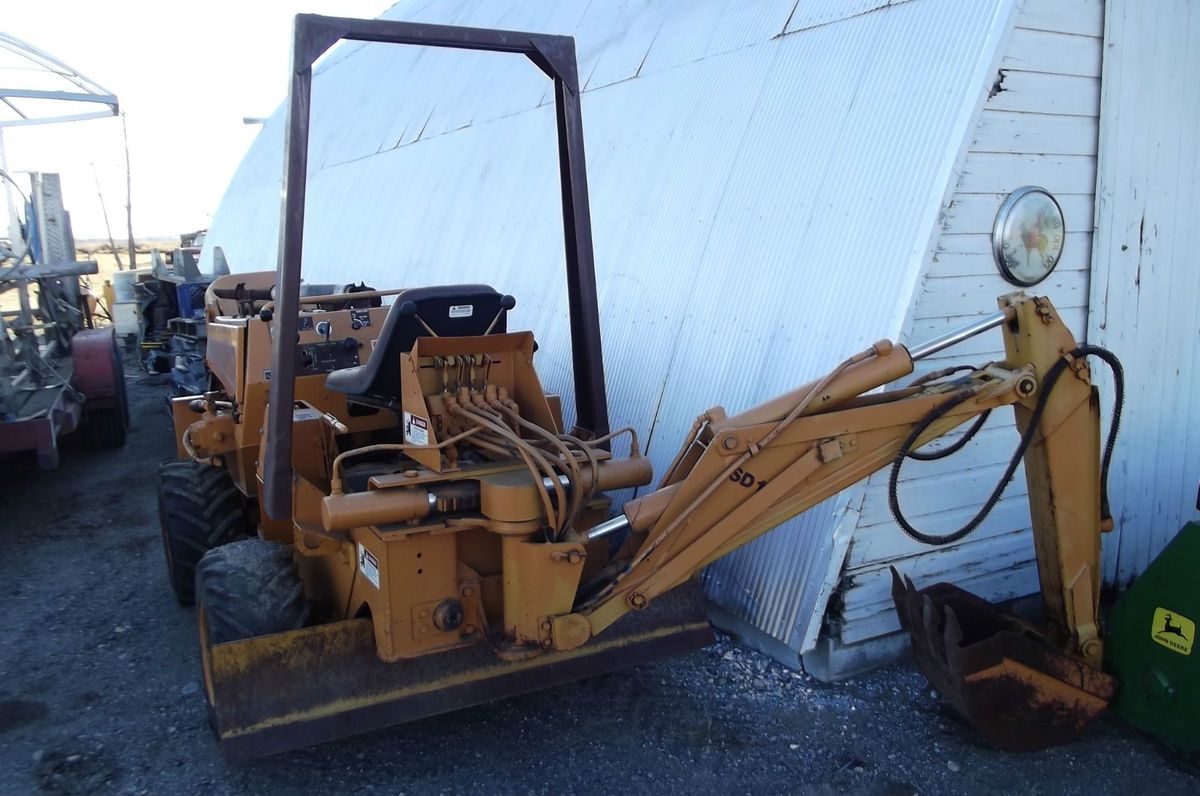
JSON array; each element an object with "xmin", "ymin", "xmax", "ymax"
[
  {"xmin": 587, "ymin": 515, "xmax": 631, "ymax": 540},
  {"xmin": 907, "ymin": 309, "xmax": 1012, "ymax": 361}
]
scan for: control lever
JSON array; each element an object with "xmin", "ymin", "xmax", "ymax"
[
  {"xmin": 399, "ymin": 301, "xmax": 439, "ymax": 337},
  {"xmin": 483, "ymin": 294, "xmax": 517, "ymax": 335},
  {"xmin": 320, "ymin": 410, "xmax": 349, "ymax": 434}
]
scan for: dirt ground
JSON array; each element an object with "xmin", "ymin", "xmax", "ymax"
[{"xmin": 0, "ymin": 363, "xmax": 1196, "ymax": 795}]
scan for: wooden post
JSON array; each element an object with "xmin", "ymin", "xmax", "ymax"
[
  {"xmin": 91, "ymin": 162, "xmax": 124, "ymax": 270},
  {"xmin": 121, "ymin": 112, "xmax": 135, "ymax": 268}
]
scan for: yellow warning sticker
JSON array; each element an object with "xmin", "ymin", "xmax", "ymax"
[{"xmin": 1151, "ymin": 607, "xmax": 1194, "ymax": 656}]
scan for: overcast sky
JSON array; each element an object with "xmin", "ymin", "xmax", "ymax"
[{"xmin": 3, "ymin": 1, "xmax": 393, "ymax": 241}]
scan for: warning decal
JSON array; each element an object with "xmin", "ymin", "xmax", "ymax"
[
  {"xmin": 448, "ymin": 304, "xmax": 474, "ymax": 318},
  {"xmin": 403, "ymin": 411, "xmax": 430, "ymax": 446},
  {"xmin": 357, "ymin": 543, "xmax": 380, "ymax": 589},
  {"xmin": 1151, "ymin": 606, "xmax": 1194, "ymax": 656}
]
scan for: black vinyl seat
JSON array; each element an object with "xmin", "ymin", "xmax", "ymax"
[{"xmin": 325, "ymin": 284, "xmax": 514, "ymax": 405}]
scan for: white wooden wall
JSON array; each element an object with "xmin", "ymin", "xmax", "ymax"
[
  {"xmin": 826, "ymin": 0, "xmax": 1105, "ymax": 647},
  {"xmin": 1089, "ymin": 0, "xmax": 1200, "ymax": 587}
]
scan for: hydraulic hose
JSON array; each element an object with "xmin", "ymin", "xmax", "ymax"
[
  {"xmin": 905, "ymin": 409, "xmax": 991, "ymax": 461},
  {"xmin": 888, "ymin": 346, "xmax": 1124, "ymax": 546},
  {"xmin": 904, "ymin": 364, "xmax": 991, "ymax": 461}
]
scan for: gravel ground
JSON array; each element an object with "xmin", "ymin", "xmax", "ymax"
[{"xmin": 1, "ymin": 366, "xmax": 1196, "ymax": 795}]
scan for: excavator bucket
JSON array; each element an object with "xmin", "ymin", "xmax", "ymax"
[
  {"xmin": 891, "ymin": 569, "xmax": 1116, "ymax": 751},
  {"xmin": 202, "ymin": 583, "xmax": 712, "ymax": 761}
]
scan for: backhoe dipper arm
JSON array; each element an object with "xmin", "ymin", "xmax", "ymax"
[{"xmin": 572, "ymin": 294, "xmax": 1108, "ymax": 668}]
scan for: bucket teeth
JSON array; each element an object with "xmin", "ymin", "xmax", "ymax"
[
  {"xmin": 920, "ymin": 594, "xmax": 943, "ymax": 664},
  {"xmin": 941, "ymin": 604, "xmax": 964, "ymax": 667},
  {"xmin": 888, "ymin": 566, "xmax": 912, "ymax": 630}
]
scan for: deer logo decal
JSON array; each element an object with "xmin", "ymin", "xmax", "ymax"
[{"xmin": 1151, "ymin": 607, "xmax": 1195, "ymax": 656}]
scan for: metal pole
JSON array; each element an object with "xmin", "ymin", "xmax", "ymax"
[
  {"xmin": 0, "ymin": 131, "xmax": 20, "ymax": 247},
  {"xmin": 553, "ymin": 69, "xmax": 610, "ymax": 440},
  {"xmin": 261, "ymin": 43, "xmax": 313, "ymax": 521}
]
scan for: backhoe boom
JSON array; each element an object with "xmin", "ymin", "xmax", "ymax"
[{"xmin": 572, "ymin": 294, "xmax": 1108, "ymax": 672}]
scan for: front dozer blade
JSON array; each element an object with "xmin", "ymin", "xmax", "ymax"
[
  {"xmin": 891, "ymin": 568, "xmax": 1115, "ymax": 751},
  {"xmin": 204, "ymin": 582, "xmax": 713, "ymax": 761}
]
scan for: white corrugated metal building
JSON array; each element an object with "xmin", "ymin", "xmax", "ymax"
[{"xmin": 201, "ymin": 0, "xmax": 1200, "ymax": 678}]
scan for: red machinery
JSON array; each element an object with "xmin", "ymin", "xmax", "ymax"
[{"xmin": 0, "ymin": 172, "xmax": 128, "ymax": 467}]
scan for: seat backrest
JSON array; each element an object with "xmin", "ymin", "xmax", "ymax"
[
  {"xmin": 326, "ymin": 284, "xmax": 513, "ymax": 403},
  {"xmin": 389, "ymin": 284, "xmax": 509, "ymax": 350}
]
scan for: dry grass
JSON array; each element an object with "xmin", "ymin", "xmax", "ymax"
[{"xmin": 75, "ymin": 239, "xmax": 177, "ymax": 257}]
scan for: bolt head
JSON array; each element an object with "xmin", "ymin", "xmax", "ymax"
[{"xmin": 721, "ymin": 435, "xmax": 738, "ymax": 451}]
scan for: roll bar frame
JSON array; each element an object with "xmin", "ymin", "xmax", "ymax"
[{"xmin": 262, "ymin": 14, "xmax": 610, "ymax": 518}]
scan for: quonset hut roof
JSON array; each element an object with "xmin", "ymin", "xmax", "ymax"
[{"xmin": 204, "ymin": 0, "xmax": 1015, "ymax": 651}]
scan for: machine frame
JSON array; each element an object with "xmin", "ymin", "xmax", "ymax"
[{"xmin": 262, "ymin": 15, "xmax": 610, "ymax": 520}]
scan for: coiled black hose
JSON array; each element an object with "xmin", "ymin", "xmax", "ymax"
[
  {"xmin": 905, "ymin": 366, "xmax": 991, "ymax": 462},
  {"xmin": 907, "ymin": 409, "xmax": 992, "ymax": 461},
  {"xmin": 888, "ymin": 346, "xmax": 1124, "ymax": 546}
]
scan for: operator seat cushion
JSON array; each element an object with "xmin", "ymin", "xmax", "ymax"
[{"xmin": 325, "ymin": 284, "xmax": 511, "ymax": 404}]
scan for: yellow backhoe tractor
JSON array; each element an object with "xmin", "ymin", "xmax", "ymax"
[
  {"xmin": 159, "ymin": 269, "xmax": 395, "ymax": 604},
  {"xmin": 161, "ymin": 16, "xmax": 1126, "ymax": 761}
]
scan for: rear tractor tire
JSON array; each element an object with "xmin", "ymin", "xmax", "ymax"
[
  {"xmin": 87, "ymin": 404, "xmax": 126, "ymax": 448},
  {"xmin": 86, "ymin": 335, "xmax": 130, "ymax": 449},
  {"xmin": 158, "ymin": 461, "xmax": 249, "ymax": 605}
]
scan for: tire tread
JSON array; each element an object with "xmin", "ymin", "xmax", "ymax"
[
  {"xmin": 158, "ymin": 461, "xmax": 248, "ymax": 605},
  {"xmin": 195, "ymin": 540, "xmax": 311, "ymax": 644}
]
